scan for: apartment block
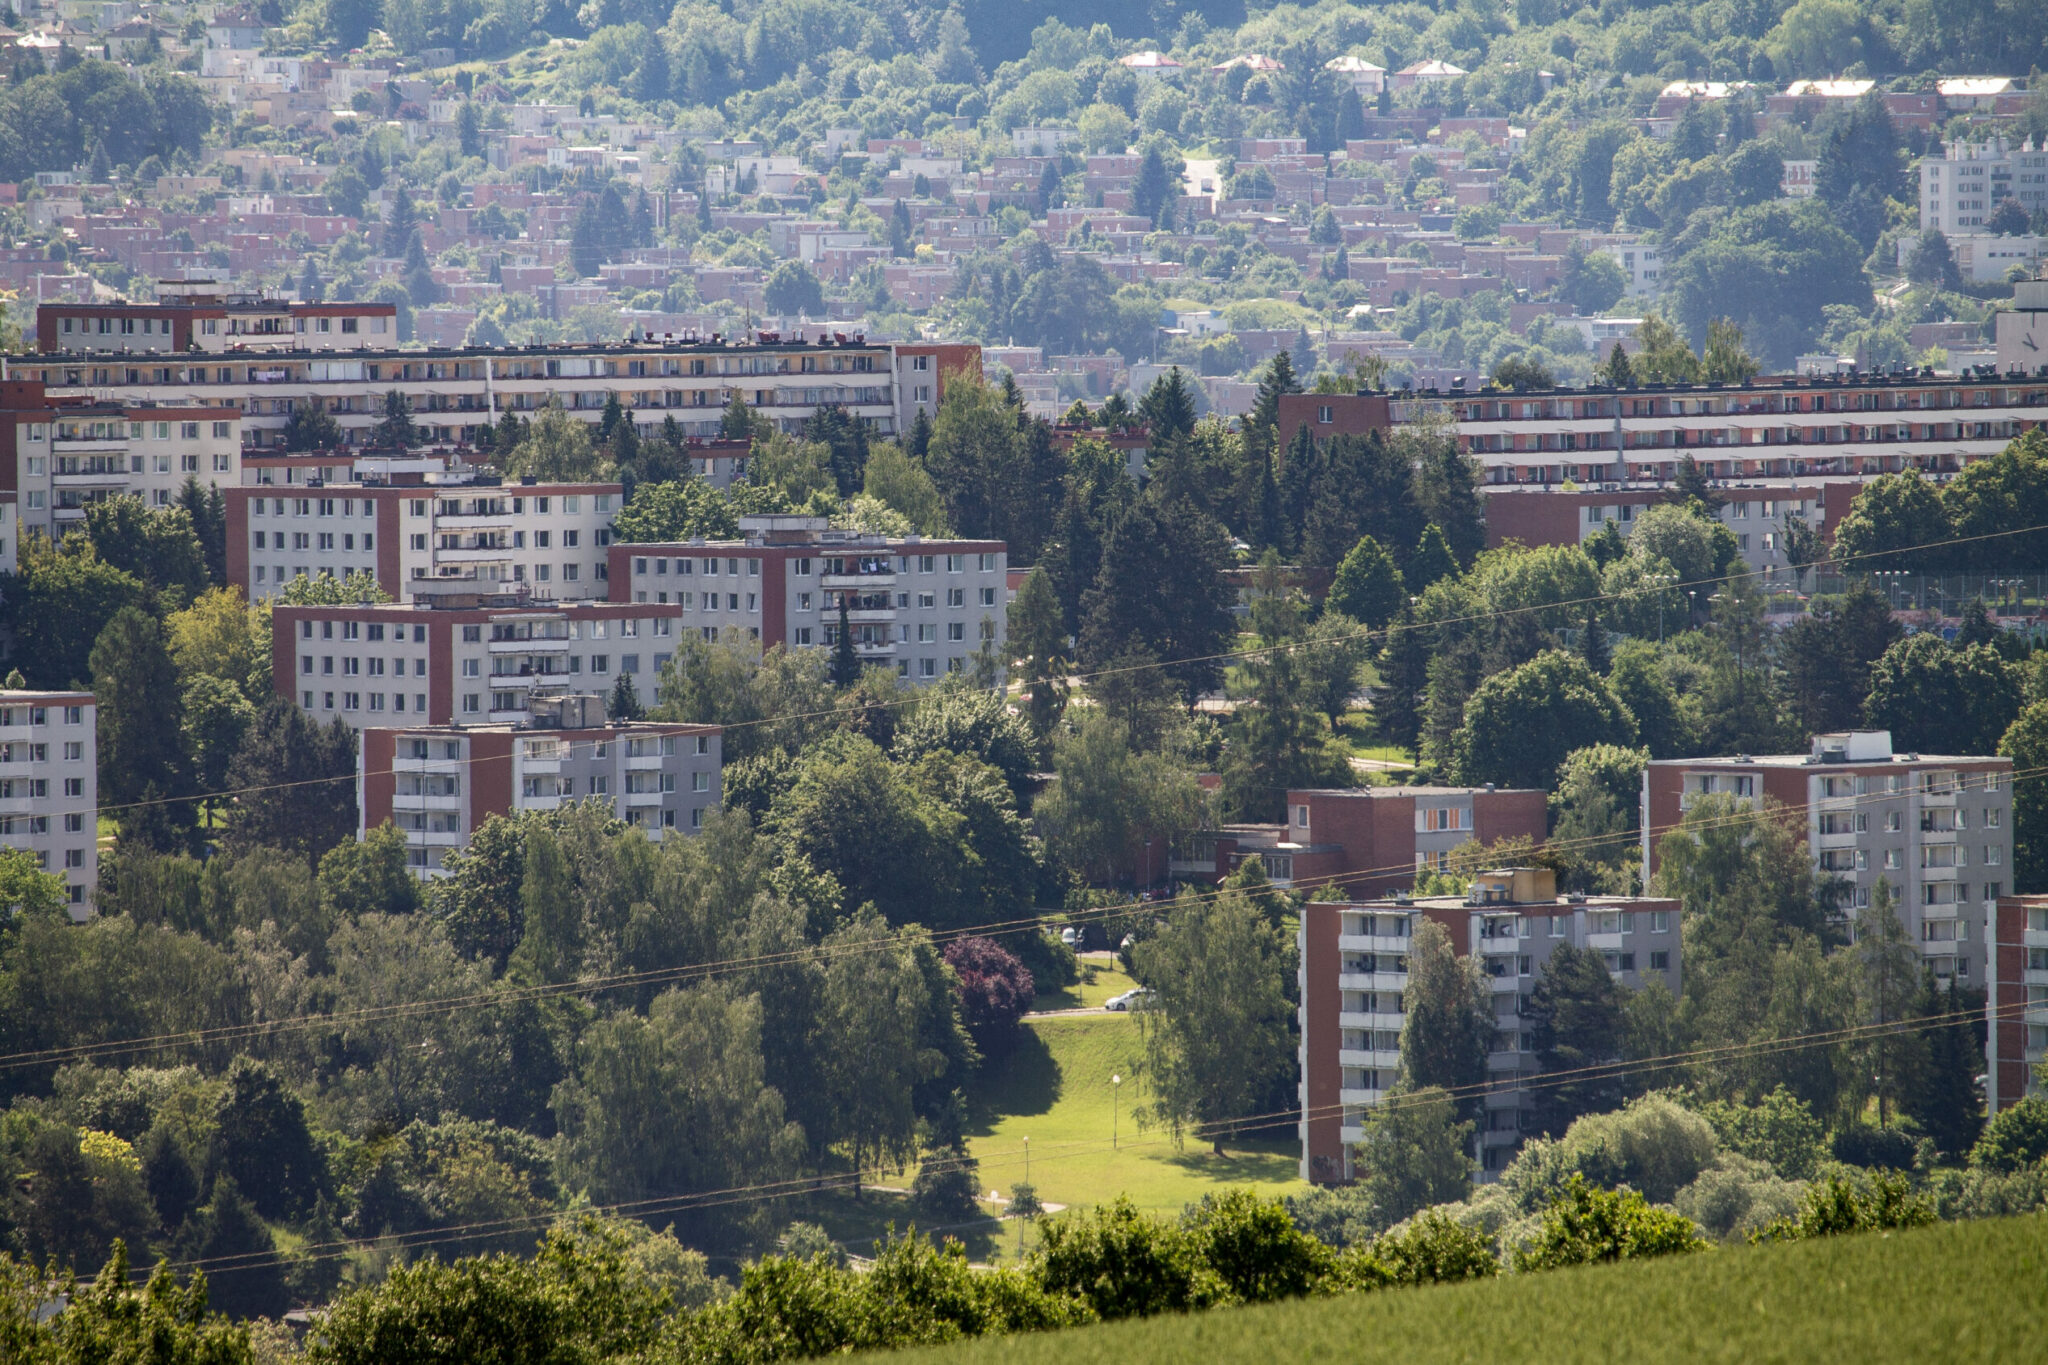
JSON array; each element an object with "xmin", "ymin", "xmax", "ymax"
[
  {"xmin": 0, "ymin": 690, "xmax": 97, "ymax": 915},
  {"xmin": 225, "ymin": 458, "xmax": 620, "ymax": 601},
  {"xmin": 1644, "ymin": 730, "xmax": 2013, "ymax": 986},
  {"xmin": 1353, "ymin": 369, "xmax": 2048, "ymax": 489},
  {"xmin": 892, "ymin": 342, "xmax": 980, "ymax": 436},
  {"xmin": 1918, "ymin": 136, "xmax": 2048, "ymax": 234},
  {"xmin": 35, "ymin": 286, "xmax": 398, "ymax": 353},
  {"xmin": 15, "ymin": 332, "xmax": 923, "ymax": 450},
  {"xmin": 1299, "ymin": 867, "xmax": 1682, "ymax": 1183},
  {"xmin": 609, "ymin": 515, "xmax": 1007, "ymax": 682},
  {"xmin": 1190, "ymin": 785, "xmax": 1548, "ymax": 895},
  {"xmin": 0, "ymin": 379, "xmax": 241, "ymax": 538},
  {"xmin": 1988, "ymin": 894, "xmax": 2048, "ymax": 1114},
  {"xmin": 271, "ymin": 590, "xmax": 682, "ymax": 731},
  {"xmin": 358, "ymin": 690, "xmax": 721, "ymax": 876}
]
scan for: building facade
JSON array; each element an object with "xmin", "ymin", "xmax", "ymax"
[
  {"xmin": 1643, "ymin": 731, "xmax": 2013, "ymax": 985},
  {"xmin": 358, "ymin": 690, "xmax": 721, "ymax": 876},
  {"xmin": 270, "ymin": 591, "xmax": 682, "ymax": 732},
  {"xmin": 1299, "ymin": 867, "xmax": 1682, "ymax": 1183},
  {"xmin": 1189, "ymin": 785, "xmax": 1548, "ymax": 895},
  {"xmin": 1989, "ymin": 893, "xmax": 2048, "ymax": 1115},
  {"xmin": 34, "ymin": 286, "xmax": 399, "ymax": 353},
  {"xmin": 609, "ymin": 515, "xmax": 1008, "ymax": 682},
  {"xmin": 225, "ymin": 460, "xmax": 620, "ymax": 601},
  {"xmin": 0, "ymin": 690, "xmax": 97, "ymax": 914},
  {"xmin": 16, "ymin": 332, "xmax": 922, "ymax": 451},
  {"xmin": 1918, "ymin": 137, "xmax": 2048, "ymax": 235},
  {"xmin": 1996, "ymin": 277, "xmax": 2048, "ymax": 375},
  {"xmin": 0, "ymin": 380, "xmax": 242, "ymax": 539}
]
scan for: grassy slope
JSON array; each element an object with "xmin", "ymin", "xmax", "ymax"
[
  {"xmin": 891, "ymin": 1213, "xmax": 2048, "ymax": 1365},
  {"xmin": 958, "ymin": 1013, "xmax": 1306, "ymax": 1227}
]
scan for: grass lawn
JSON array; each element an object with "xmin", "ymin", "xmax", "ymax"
[
  {"xmin": 892, "ymin": 1212, "xmax": 2048, "ymax": 1364},
  {"xmin": 945, "ymin": 1014, "xmax": 1305, "ymax": 1242},
  {"xmin": 1028, "ymin": 960, "xmax": 1140, "ymax": 1013}
]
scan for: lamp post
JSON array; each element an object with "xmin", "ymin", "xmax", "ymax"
[
  {"xmin": 1112, "ymin": 1074, "xmax": 1122, "ymax": 1149},
  {"xmin": 1023, "ymin": 1135, "xmax": 1029, "ymax": 1188}
]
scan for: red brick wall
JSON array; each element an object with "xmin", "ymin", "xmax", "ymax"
[
  {"xmin": 1474, "ymin": 789, "xmax": 1548, "ymax": 849},
  {"xmin": 1275, "ymin": 392, "xmax": 1392, "ymax": 446},
  {"xmin": 468, "ymin": 731, "xmax": 514, "ymax": 826},
  {"xmin": 359, "ymin": 728, "xmax": 395, "ymax": 835}
]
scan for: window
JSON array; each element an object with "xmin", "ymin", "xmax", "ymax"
[{"xmin": 1649, "ymin": 951, "xmax": 1670, "ymax": 971}]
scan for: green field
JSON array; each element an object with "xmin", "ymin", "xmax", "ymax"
[
  {"xmin": 1027, "ymin": 959, "xmax": 1140, "ymax": 1012},
  {"xmin": 953, "ymin": 1013, "xmax": 1306, "ymax": 1238},
  {"xmin": 892, "ymin": 1212, "xmax": 2048, "ymax": 1364}
]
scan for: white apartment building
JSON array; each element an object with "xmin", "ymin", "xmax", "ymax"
[
  {"xmin": 225, "ymin": 462, "xmax": 620, "ymax": 601},
  {"xmin": 271, "ymin": 591, "xmax": 681, "ymax": 731},
  {"xmin": 1996, "ymin": 277, "xmax": 2048, "ymax": 374},
  {"xmin": 0, "ymin": 690, "xmax": 97, "ymax": 915},
  {"xmin": 34, "ymin": 288, "xmax": 398, "ymax": 354},
  {"xmin": 1919, "ymin": 137, "xmax": 2048, "ymax": 234},
  {"xmin": 1299, "ymin": 868, "xmax": 1682, "ymax": 1182},
  {"xmin": 358, "ymin": 691, "xmax": 721, "ymax": 876},
  {"xmin": 15, "ymin": 333, "xmax": 910, "ymax": 450},
  {"xmin": 610, "ymin": 515, "xmax": 1007, "ymax": 683},
  {"xmin": 1645, "ymin": 731, "xmax": 2014, "ymax": 985},
  {"xmin": 0, "ymin": 381, "xmax": 241, "ymax": 539},
  {"xmin": 1597, "ymin": 240, "xmax": 1664, "ymax": 299}
]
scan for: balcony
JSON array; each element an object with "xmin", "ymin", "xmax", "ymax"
[
  {"xmin": 846, "ymin": 608, "xmax": 897, "ymax": 623},
  {"xmin": 391, "ymin": 791, "xmax": 462, "ymax": 811},
  {"xmin": 624, "ymin": 788, "xmax": 666, "ymax": 806},
  {"xmin": 1338, "ymin": 934, "xmax": 1412, "ymax": 953},
  {"xmin": 821, "ymin": 572, "xmax": 895, "ymax": 589},
  {"xmin": 489, "ymin": 636, "xmax": 571, "ymax": 654},
  {"xmin": 624, "ymin": 753, "xmax": 665, "ymax": 770},
  {"xmin": 436, "ymin": 546, "xmax": 516, "ymax": 563},
  {"xmin": 518, "ymin": 757, "xmax": 562, "ymax": 775},
  {"xmin": 1337, "ymin": 971, "xmax": 1407, "ymax": 993},
  {"xmin": 1338, "ymin": 1086, "xmax": 1386, "ymax": 1107},
  {"xmin": 1338, "ymin": 1048, "xmax": 1402, "ymax": 1070}
]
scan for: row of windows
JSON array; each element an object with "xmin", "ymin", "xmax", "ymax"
[
  {"xmin": 0, "ymin": 778, "xmax": 88, "ymax": 797},
  {"xmin": 0, "ymin": 813, "xmax": 87, "ymax": 834},
  {"xmin": 415, "ymin": 494, "xmax": 611, "ymax": 516},
  {"xmin": 309, "ymin": 691, "xmax": 427, "ymax": 714},
  {"xmin": 0, "ymin": 741, "xmax": 86, "ymax": 761},
  {"xmin": 0, "ymin": 707, "xmax": 86, "ymax": 727}
]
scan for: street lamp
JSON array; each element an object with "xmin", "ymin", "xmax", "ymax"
[
  {"xmin": 1023, "ymin": 1135, "xmax": 1029, "ymax": 1188},
  {"xmin": 1112, "ymin": 1074, "xmax": 1123, "ymax": 1149}
]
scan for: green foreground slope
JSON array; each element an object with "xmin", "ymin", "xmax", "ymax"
[{"xmin": 892, "ymin": 1212, "xmax": 2048, "ymax": 1365}]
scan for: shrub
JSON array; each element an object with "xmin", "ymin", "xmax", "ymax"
[
  {"xmin": 1179, "ymin": 1189, "xmax": 1334, "ymax": 1305},
  {"xmin": 1030, "ymin": 1197, "xmax": 1220, "ymax": 1321},
  {"xmin": 1831, "ymin": 1123, "xmax": 1920, "ymax": 1172},
  {"xmin": 1970, "ymin": 1096, "xmax": 2048, "ymax": 1174},
  {"xmin": 1512, "ymin": 1175, "xmax": 1708, "ymax": 1272},
  {"xmin": 1687, "ymin": 1086, "xmax": 1827, "ymax": 1179},
  {"xmin": 941, "ymin": 937, "xmax": 1036, "ymax": 1055},
  {"xmin": 1373, "ymin": 1210, "xmax": 1501, "ymax": 1286},
  {"xmin": 1500, "ymin": 1095, "xmax": 1718, "ymax": 1209},
  {"xmin": 1674, "ymin": 1156, "xmax": 1807, "ymax": 1240},
  {"xmin": 1751, "ymin": 1172, "xmax": 1937, "ymax": 1243}
]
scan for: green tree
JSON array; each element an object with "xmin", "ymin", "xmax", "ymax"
[
  {"xmin": 1034, "ymin": 710, "xmax": 1208, "ymax": 886},
  {"xmin": 1327, "ymin": 534, "xmax": 1406, "ymax": 629},
  {"xmin": 1222, "ymin": 554, "xmax": 1350, "ymax": 821},
  {"xmin": 1353, "ymin": 1086, "xmax": 1474, "ymax": 1227},
  {"xmin": 503, "ymin": 400, "xmax": 610, "ymax": 480},
  {"xmin": 317, "ymin": 820, "xmax": 420, "ymax": 919},
  {"xmin": 371, "ymin": 388, "xmax": 419, "ymax": 448},
  {"xmin": 90, "ymin": 605, "xmax": 196, "ymax": 852},
  {"xmin": 611, "ymin": 478, "xmax": 737, "ymax": 542},
  {"xmin": 1453, "ymin": 649, "xmax": 1636, "ymax": 792},
  {"xmin": 1135, "ymin": 886, "xmax": 1293, "ymax": 1155},
  {"xmin": 1864, "ymin": 635, "xmax": 2021, "ymax": 757},
  {"xmin": 1852, "ymin": 877, "xmax": 1926, "ymax": 1130},
  {"xmin": 1905, "ymin": 974, "xmax": 1985, "ymax": 1158},
  {"xmin": 182, "ymin": 1175, "xmax": 289, "ymax": 1319},
  {"xmin": 1242, "ymin": 348, "xmax": 1301, "ymax": 464},
  {"xmin": 1399, "ymin": 919, "xmax": 1492, "ymax": 1121},
  {"xmin": 1006, "ymin": 564, "xmax": 1068, "ymax": 743},
  {"xmin": 861, "ymin": 441, "xmax": 947, "ymax": 535},
  {"xmin": 1831, "ymin": 472, "xmax": 1952, "ymax": 572},
  {"xmin": 4, "ymin": 1242, "xmax": 253, "ymax": 1362},
  {"xmin": 764, "ymin": 260, "xmax": 825, "ymax": 316},
  {"xmin": 1942, "ymin": 430, "xmax": 2048, "ymax": 573},
  {"xmin": 211, "ymin": 1055, "xmax": 325, "ymax": 1220},
  {"xmin": 221, "ymin": 696, "xmax": 358, "ymax": 866},
  {"xmin": 1525, "ymin": 944, "xmax": 1630, "ymax": 1135},
  {"xmin": 1078, "ymin": 493, "xmax": 1236, "ymax": 704},
  {"xmin": 80, "ymin": 495, "xmax": 209, "ymax": 601},
  {"xmin": 1776, "ymin": 582, "xmax": 1900, "ymax": 736},
  {"xmin": 1406, "ymin": 523, "xmax": 1460, "ymax": 594},
  {"xmin": 1138, "ymin": 366, "xmax": 1198, "ymax": 442}
]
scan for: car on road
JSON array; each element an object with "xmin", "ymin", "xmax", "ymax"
[{"xmin": 1104, "ymin": 988, "xmax": 1156, "ymax": 1012}]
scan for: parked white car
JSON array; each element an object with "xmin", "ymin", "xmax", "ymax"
[{"xmin": 1104, "ymin": 988, "xmax": 1156, "ymax": 1012}]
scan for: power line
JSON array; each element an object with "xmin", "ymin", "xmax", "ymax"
[
  {"xmin": 140, "ymin": 989, "xmax": 2023, "ymax": 1282},
  {"xmin": 12, "ymin": 751, "xmax": 2033, "ymax": 1075}
]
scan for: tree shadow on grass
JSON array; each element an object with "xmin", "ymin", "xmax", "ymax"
[
  {"xmin": 1159, "ymin": 1139, "xmax": 1302, "ymax": 1187},
  {"xmin": 965, "ymin": 1027, "xmax": 1061, "ymax": 1131}
]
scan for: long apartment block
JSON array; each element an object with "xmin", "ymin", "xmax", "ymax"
[
  {"xmin": 224, "ymin": 455, "xmax": 620, "ymax": 601},
  {"xmin": 1643, "ymin": 730, "xmax": 2013, "ymax": 985},
  {"xmin": 610, "ymin": 514, "xmax": 1008, "ymax": 682},
  {"xmin": 271, "ymin": 591, "xmax": 682, "ymax": 732},
  {"xmin": 0, "ymin": 690, "xmax": 97, "ymax": 915},
  {"xmin": 358, "ymin": 690, "xmax": 721, "ymax": 877},
  {"xmin": 1299, "ymin": 867, "xmax": 1681, "ymax": 1183},
  {"xmin": 1297, "ymin": 370, "xmax": 2048, "ymax": 490},
  {"xmin": 0, "ymin": 379, "xmax": 242, "ymax": 539},
  {"xmin": 18, "ymin": 330, "xmax": 918, "ymax": 450}
]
